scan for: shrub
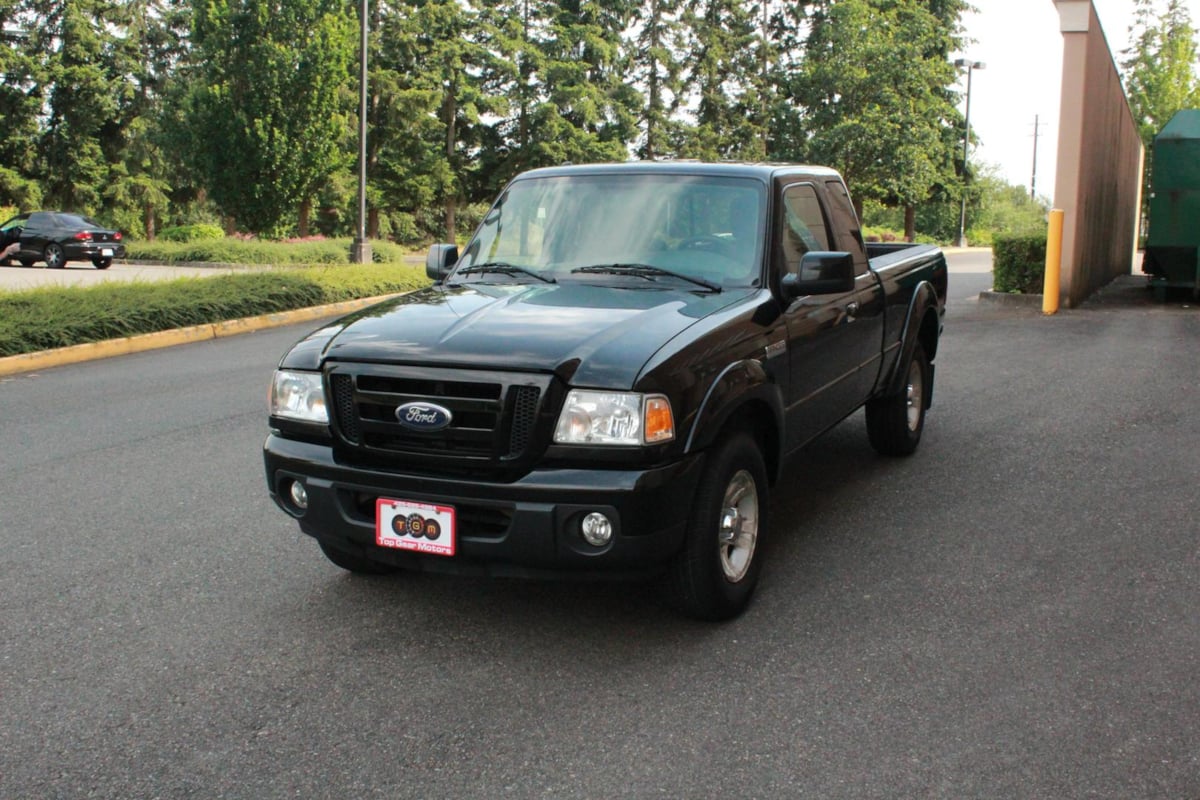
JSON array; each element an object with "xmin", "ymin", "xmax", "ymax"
[
  {"xmin": 992, "ymin": 231, "xmax": 1048, "ymax": 294},
  {"xmin": 158, "ymin": 224, "xmax": 226, "ymax": 243}
]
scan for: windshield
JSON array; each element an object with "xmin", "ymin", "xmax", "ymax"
[{"xmin": 454, "ymin": 173, "xmax": 765, "ymax": 288}]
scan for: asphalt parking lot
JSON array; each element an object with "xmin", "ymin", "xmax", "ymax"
[{"xmin": 0, "ymin": 254, "xmax": 1197, "ymax": 798}]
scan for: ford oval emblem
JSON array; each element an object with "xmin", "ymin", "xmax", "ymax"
[{"xmin": 395, "ymin": 402, "xmax": 453, "ymax": 431}]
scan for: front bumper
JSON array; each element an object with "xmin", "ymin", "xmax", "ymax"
[{"xmin": 264, "ymin": 434, "xmax": 705, "ymax": 579}]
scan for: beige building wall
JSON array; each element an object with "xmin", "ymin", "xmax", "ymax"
[{"xmin": 1052, "ymin": 0, "xmax": 1144, "ymax": 308}]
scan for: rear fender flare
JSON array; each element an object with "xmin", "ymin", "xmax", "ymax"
[
  {"xmin": 885, "ymin": 281, "xmax": 941, "ymax": 396},
  {"xmin": 684, "ymin": 360, "xmax": 785, "ymax": 482}
]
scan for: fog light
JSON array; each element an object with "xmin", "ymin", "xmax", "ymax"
[
  {"xmin": 288, "ymin": 480, "xmax": 309, "ymax": 510},
  {"xmin": 581, "ymin": 512, "xmax": 613, "ymax": 547}
]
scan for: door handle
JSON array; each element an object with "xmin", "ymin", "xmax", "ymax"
[{"xmin": 845, "ymin": 301, "xmax": 860, "ymax": 317}]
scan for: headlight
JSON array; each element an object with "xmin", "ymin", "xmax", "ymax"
[
  {"xmin": 554, "ymin": 390, "xmax": 674, "ymax": 445},
  {"xmin": 270, "ymin": 370, "xmax": 329, "ymax": 424}
]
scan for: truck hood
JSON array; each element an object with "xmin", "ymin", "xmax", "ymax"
[{"xmin": 284, "ymin": 282, "xmax": 753, "ymax": 387}]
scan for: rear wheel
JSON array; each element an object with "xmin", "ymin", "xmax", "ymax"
[
  {"xmin": 318, "ymin": 538, "xmax": 398, "ymax": 575},
  {"xmin": 92, "ymin": 257, "xmax": 112, "ymax": 269},
  {"xmin": 866, "ymin": 342, "xmax": 929, "ymax": 456},
  {"xmin": 666, "ymin": 432, "xmax": 769, "ymax": 621},
  {"xmin": 44, "ymin": 243, "xmax": 66, "ymax": 269}
]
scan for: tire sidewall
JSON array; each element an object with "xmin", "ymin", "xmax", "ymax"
[{"xmin": 675, "ymin": 432, "xmax": 770, "ymax": 619}]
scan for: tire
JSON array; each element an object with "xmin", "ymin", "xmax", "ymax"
[
  {"xmin": 318, "ymin": 538, "xmax": 398, "ymax": 575},
  {"xmin": 44, "ymin": 243, "xmax": 66, "ymax": 269},
  {"xmin": 866, "ymin": 341, "xmax": 929, "ymax": 456},
  {"xmin": 92, "ymin": 257, "xmax": 113, "ymax": 269},
  {"xmin": 666, "ymin": 432, "xmax": 769, "ymax": 621}
]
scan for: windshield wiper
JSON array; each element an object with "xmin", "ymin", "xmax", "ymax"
[
  {"xmin": 455, "ymin": 262, "xmax": 556, "ymax": 284},
  {"xmin": 571, "ymin": 263, "xmax": 722, "ymax": 293}
]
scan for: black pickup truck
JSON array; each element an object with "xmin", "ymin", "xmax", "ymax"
[{"xmin": 264, "ymin": 162, "xmax": 947, "ymax": 619}]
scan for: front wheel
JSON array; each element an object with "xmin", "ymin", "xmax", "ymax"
[
  {"xmin": 44, "ymin": 243, "xmax": 66, "ymax": 269},
  {"xmin": 92, "ymin": 257, "xmax": 112, "ymax": 269},
  {"xmin": 318, "ymin": 538, "xmax": 398, "ymax": 575},
  {"xmin": 666, "ymin": 432, "xmax": 769, "ymax": 621},
  {"xmin": 866, "ymin": 342, "xmax": 929, "ymax": 456}
]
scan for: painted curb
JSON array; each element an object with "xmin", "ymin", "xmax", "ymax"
[{"xmin": 0, "ymin": 293, "xmax": 402, "ymax": 378}]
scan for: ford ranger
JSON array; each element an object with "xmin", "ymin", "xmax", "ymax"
[{"xmin": 264, "ymin": 162, "xmax": 947, "ymax": 620}]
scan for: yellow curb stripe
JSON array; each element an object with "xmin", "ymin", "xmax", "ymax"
[{"xmin": 0, "ymin": 293, "xmax": 401, "ymax": 378}]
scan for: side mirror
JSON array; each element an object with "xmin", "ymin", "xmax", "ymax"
[
  {"xmin": 782, "ymin": 251, "xmax": 855, "ymax": 298},
  {"xmin": 425, "ymin": 244, "xmax": 459, "ymax": 281}
]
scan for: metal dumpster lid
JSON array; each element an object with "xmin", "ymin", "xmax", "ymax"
[{"xmin": 1156, "ymin": 109, "xmax": 1200, "ymax": 142}]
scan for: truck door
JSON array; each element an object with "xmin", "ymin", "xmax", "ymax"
[{"xmin": 777, "ymin": 181, "xmax": 884, "ymax": 452}]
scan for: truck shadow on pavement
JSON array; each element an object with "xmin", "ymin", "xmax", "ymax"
[{"xmin": 297, "ymin": 411, "xmax": 903, "ymax": 642}]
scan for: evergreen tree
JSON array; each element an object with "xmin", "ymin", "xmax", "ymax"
[
  {"xmin": 677, "ymin": 0, "xmax": 761, "ymax": 159},
  {"xmin": 629, "ymin": 0, "xmax": 686, "ymax": 159},
  {"xmin": 34, "ymin": 0, "xmax": 127, "ymax": 214},
  {"xmin": 1, "ymin": 0, "xmax": 45, "ymax": 208},
  {"xmin": 189, "ymin": 0, "xmax": 356, "ymax": 235}
]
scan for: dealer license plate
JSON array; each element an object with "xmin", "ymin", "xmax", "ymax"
[
  {"xmin": 101, "ymin": 248, "xmax": 113, "ymax": 256},
  {"xmin": 376, "ymin": 498, "xmax": 456, "ymax": 557}
]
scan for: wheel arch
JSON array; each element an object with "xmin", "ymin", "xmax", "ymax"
[
  {"xmin": 684, "ymin": 360, "xmax": 784, "ymax": 484},
  {"xmin": 884, "ymin": 281, "xmax": 942, "ymax": 396}
]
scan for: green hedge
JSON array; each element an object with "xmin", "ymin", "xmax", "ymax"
[
  {"xmin": 0, "ymin": 264, "xmax": 430, "ymax": 357},
  {"xmin": 157, "ymin": 224, "xmax": 226, "ymax": 243},
  {"xmin": 125, "ymin": 237, "xmax": 413, "ymax": 265},
  {"xmin": 992, "ymin": 231, "xmax": 1048, "ymax": 294}
]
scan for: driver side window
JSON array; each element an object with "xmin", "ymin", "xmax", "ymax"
[{"xmin": 779, "ymin": 184, "xmax": 831, "ymax": 275}]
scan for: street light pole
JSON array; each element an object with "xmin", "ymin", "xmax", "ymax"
[
  {"xmin": 954, "ymin": 58, "xmax": 984, "ymax": 248},
  {"xmin": 351, "ymin": 0, "xmax": 371, "ymax": 264}
]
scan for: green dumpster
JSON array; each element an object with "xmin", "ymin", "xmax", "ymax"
[{"xmin": 1143, "ymin": 109, "xmax": 1200, "ymax": 299}]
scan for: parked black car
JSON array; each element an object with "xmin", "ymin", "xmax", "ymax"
[{"xmin": 0, "ymin": 211, "xmax": 126, "ymax": 269}]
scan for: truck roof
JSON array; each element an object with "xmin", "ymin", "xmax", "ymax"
[{"xmin": 514, "ymin": 161, "xmax": 843, "ymax": 183}]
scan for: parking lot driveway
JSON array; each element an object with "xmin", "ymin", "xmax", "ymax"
[{"xmin": 0, "ymin": 270, "xmax": 1197, "ymax": 799}]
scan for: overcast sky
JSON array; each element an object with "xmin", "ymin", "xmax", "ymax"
[{"xmin": 957, "ymin": 0, "xmax": 1200, "ymax": 202}]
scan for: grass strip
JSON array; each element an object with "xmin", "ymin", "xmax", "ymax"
[{"xmin": 0, "ymin": 264, "xmax": 430, "ymax": 357}]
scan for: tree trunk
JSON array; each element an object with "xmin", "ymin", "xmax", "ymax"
[
  {"xmin": 143, "ymin": 203, "xmax": 156, "ymax": 241},
  {"xmin": 368, "ymin": 207, "xmax": 380, "ymax": 239},
  {"xmin": 445, "ymin": 198, "xmax": 456, "ymax": 245},
  {"xmin": 224, "ymin": 216, "xmax": 237, "ymax": 236},
  {"xmin": 904, "ymin": 205, "xmax": 916, "ymax": 242},
  {"xmin": 298, "ymin": 198, "xmax": 311, "ymax": 238}
]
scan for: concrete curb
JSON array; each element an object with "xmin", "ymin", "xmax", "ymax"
[
  {"xmin": 0, "ymin": 293, "xmax": 402, "ymax": 378},
  {"xmin": 978, "ymin": 290, "xmax": 1043, "ymax": 308}
]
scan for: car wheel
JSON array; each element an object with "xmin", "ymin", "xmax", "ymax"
[
  {"xmin": 666, "ymin": 431, "xmax": 769, "ymax": 621},
  {"xmin": 92, "ymin": 257, "xmax": 113, "ymax": 269},
  {"xmin": 44, "ymin": 243, "xmax": 66, "ymax": 269},
  {"xmin": 318, "ymin": 538, "xmax": 398, "ymax": 575},
  {"xmin": 866, "ymin": 341, "xmax": 929, "ymax": 456}
]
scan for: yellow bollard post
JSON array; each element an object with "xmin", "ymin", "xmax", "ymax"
[{"xmin": 1043, "ymin": 209, "xmax": 1064, "ymax": 315}]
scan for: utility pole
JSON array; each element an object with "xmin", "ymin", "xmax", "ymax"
[{"xmin": 1030, "ymin": 114, "xmax": 1048, "ymax": 201}]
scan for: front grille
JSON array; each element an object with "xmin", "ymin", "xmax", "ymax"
[{"xmin": 328, "ymin": 364, "xmax": 553, "ymax": 471}]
